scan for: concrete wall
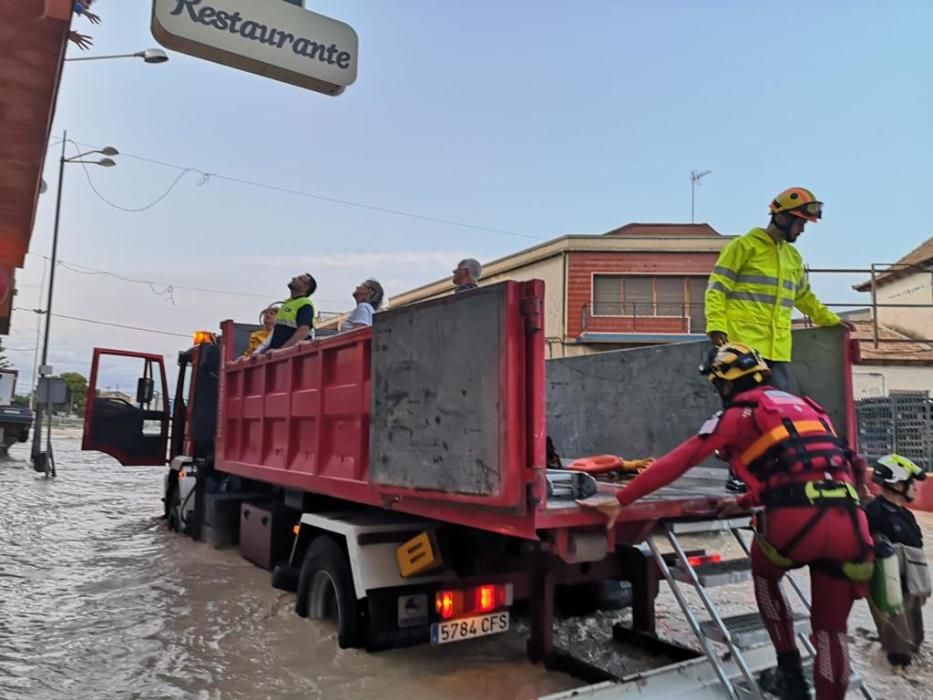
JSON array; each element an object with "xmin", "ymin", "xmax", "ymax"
[
  {"xmin": 482, "ymin": 256, "xmax": 564, "ymax": 342},
  {"xmin": 876, "ymin": 272, "xmax": 933, "ymax": 338},
  {"xmin": 853, "ymin": 365, "xmax": 933, "ymax": 398},
  {"xmin": 546, "ymin": 326, "xmax": 851, "ymax": 462}
]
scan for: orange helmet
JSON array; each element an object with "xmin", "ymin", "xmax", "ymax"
[{"xmin": 769, "ymin": 187, "xmax": 823, "ymax": 222}]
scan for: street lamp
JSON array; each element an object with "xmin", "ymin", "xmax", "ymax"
[
  {"xmin": 65, "ymin": 48, "xmax": 169, "ymax": 64},
  {"xmin": 31, "ymin": 131, "xmax": 119, "ymax": 477}
]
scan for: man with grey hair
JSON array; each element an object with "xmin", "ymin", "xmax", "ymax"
[
  {"xmin": 340, "ymin": 279, "xmax": 384, "ymax": 331},
  {"xmin": 453, "ymin": 258, "xmax": 482, "ymax": 293}
]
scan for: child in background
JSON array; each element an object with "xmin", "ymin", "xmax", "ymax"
[{"xmin": 242, "ymin": 306, "xmax": 279, "ymax": 357}]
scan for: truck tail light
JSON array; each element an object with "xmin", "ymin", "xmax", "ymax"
[
  {"xmin": 436, "ymin": 590, "xmax": 457, "ymax": 619},
  {"xmin": 476, "ymin": 585, "xmax": 496, "ymax": 613},
  {"xmin": 687, "ymin": 553, "xmax": 722, "ymax": 567},
  {"xmin": 435, "ymin": 583, "xmax": 512, "ymax": 620}
]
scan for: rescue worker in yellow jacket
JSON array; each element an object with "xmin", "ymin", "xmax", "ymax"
[{"xmin": 706, "ymin": 187, "xmax": 842, "ymax": 492}]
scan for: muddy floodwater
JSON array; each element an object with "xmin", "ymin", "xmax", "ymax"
[{"xmin": 1, "ymin": 431, "xmax": 932, "ymax": 699}]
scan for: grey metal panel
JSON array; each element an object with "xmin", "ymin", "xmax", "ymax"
[
  {"xmin": 546, "ymin": 326, "xmax": 851, "ymax": 462},
  {"xmin": 783, "ymin": 326, "xmax": 850, "ymax": 440},
  {"xmin": 370, "ymin": 285, "xmax": 505, "ymax": 495}
]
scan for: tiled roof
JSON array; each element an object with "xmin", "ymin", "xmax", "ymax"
[
  {"xmin": 850, "ymin": 319, "xmax": 933, "ymax": 364},
  {"xmin": 602, "ymin": 223, "xmax": 723, "ymax": 237},
  {"xmin": 853, "ymin": 237, "xmax": 933, "ymax": 291}
]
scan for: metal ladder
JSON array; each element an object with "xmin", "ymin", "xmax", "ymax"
[
  {"xmin": 645, "ymin": 517, "xmax": 874, "ymax": 699},
  {"xmin": 540, "ymin": 517, "xmax": 877, "ymax": 700}
]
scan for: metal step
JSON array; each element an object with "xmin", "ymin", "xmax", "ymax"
[
  {"xmin": 539, "ymin": 644, "xmax": 779, "ymax": 700},
  {"xmin": 667, "ymin": 517, "xmax": 753, "ymax": 535},
  {"xmin": 699, "ymin": 610, "xmax": 809, "ymax": 650},
  {"xmin": 671, "ymin": 558, "xmax": 751, "ymax": 587},
  {"xmin": 749, "ymin": 658, "xmax": 864, "ymax": 696}
]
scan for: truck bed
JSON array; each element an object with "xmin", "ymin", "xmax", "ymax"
[{"xmin": 214, "ymin": 280, "xmax": 853, "ymax": 544}]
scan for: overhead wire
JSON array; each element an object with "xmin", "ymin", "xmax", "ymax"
[
  {"xmin": 69, "ymin": 139, "xmax": 197, "ymax": 213},
  {"xmin": 71, "ymin": 139, "xmax": 545, "ymax": 242},
  {"xmin": 25, "ymin": 252, "xmax": 349, "ymax": 307},
  {"xmin": 13, "ymin": 307, "xmax": 191, "ymax": 338}
]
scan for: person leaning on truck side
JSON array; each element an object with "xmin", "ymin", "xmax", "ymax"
[
  {"xmin": 253, "ymin": 273, "xmax": 317, "ymax": 355},
  {"xmin": 705, "ymin": 187, "xmax": 843, "ymax": 493},
  {"xmin": 589, "ymin": 343, "xmax": 873, "ymax": 700},
  {"xmin": 242, "ymin": 305, "xmax": 279, "ymax": 357},
  {"xmin": 705, "ymin": 187, "xmax": 842, "ymax": 389},
  {"xmin": 339, "ymin": 279, "xmax": 384, "ymax": 331},
  {"xmin": 452, "ymin": 258, "xmax": 482, "ymax": 293}
]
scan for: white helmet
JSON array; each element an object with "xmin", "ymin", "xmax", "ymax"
[{"xmin": 872, "ymin": 454, "xmax": 926, "ymax": 487}]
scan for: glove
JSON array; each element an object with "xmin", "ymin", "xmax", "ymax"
[{"xmin": 621, "ymin": 458, "xmax": 654, "ymax": 473}]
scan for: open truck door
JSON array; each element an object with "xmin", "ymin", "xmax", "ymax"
[{"xmin": 82, "ymin": 348, "xmax": 170, "ymax": 466}]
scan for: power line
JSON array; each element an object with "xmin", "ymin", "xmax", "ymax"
[
  {"xmin": 26, "ymin": 252, "xmax": 349, "ymax": 306},
  {"xmin": 69, "ymin": 140, "xmax": 198, "ymax": 213},
  {"xmin": 72, "ymin": 140, "xmax": 544, "ymax": 242},
  {"xmin": 13, "ymin": 307, "xmax": 191, "ymax": 338}
]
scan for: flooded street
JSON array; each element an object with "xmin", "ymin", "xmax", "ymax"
[
  {"xmin": 2, "ymin": 431, "xmax": 933, "ymax": 699},
  {"xmin": 0, "ymin": 431, "xmax": 575, "ymax": 700}
]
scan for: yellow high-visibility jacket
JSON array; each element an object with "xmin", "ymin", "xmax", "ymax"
[
  {"xmin": 242, "ymin": 329, "xmax": 269, "ymax": 357},
  {"xmin": 705, "ymin": 228, "xmax": 839, "ymax": 361}
]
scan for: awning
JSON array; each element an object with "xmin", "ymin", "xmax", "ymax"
[{"xmin": 0, "ymin": 0, "xmax": 72, "ymax": 332}]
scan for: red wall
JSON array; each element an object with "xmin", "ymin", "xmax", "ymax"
[{"xmin": 566, "ymin": 251, "xmax": 720, "ymax": 338}]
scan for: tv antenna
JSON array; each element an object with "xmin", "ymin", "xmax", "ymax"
[{"xmin": 690, "ymin": 169, "xmax": 713, "ymax": 223}]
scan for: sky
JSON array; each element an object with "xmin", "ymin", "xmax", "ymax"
[{"xmin": 8, "ymin": 0, "xmax": 933, "ymax": 394}]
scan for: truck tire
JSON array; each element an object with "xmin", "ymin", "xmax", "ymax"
[
  {"xmin": 556, "ymin": 581, "xmax": 633, "ymax": 617},
  {"xmin": 556, "ymin": 582, "xmax": 602, "ymax": 617},
  {"xmin": 295, "ymin": 536, "xmax": 365, "ymax": 649}
]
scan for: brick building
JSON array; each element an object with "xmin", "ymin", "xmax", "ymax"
[{"xmin": 387, "ymin": 223, "xmax": 731, "ymax": 357}]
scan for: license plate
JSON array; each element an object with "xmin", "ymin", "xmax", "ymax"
[{"xmin": 430, "ymin": 611, "xmax": 509, "ymax": 645}]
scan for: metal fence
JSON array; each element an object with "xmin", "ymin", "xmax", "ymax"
[{"xmin": 856, "ymin": 392, "xmax": 933, "ymax": 472}]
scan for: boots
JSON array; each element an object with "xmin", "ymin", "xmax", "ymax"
[
  {"xmin": 725, "ymin": 469, "xmax": 748, "ymax": 493},
  {"xmin": 760, "ymin": 652, "xmax": 811, "ymax": 700}
]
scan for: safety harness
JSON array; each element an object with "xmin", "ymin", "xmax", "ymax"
[{"xmin": 728, "ymin": 391, "xmax": 873, "ymax": 581}]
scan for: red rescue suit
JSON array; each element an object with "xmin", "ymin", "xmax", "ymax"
[{"xmin": 615, "ymin": 385, "xmax": 873, "ymax": 700}]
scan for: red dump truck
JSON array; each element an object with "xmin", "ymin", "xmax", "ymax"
[{"xmin": 81, "ymin": 280, "xmax": 863, "ymax": 697}]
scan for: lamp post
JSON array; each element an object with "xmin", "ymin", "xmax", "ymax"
[
  {"xmin": 65, "ymin": 48, "xmax": 169, "ymax": 64},
  {"xmin": 31, "ymin": 131, "xmax": 118, "ymax": 476}
]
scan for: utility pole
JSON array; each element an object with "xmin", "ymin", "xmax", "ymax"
[{"xmin": 690, "ymin": 169, "xmax": 712, "ymax": 223}]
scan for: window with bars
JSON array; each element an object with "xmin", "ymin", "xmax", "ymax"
[{"xmin": 592, "ymin": 274, "xmax": 707, "ymax": 331}]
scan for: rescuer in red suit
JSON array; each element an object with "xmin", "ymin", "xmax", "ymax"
[{"xmin": 604, "ymin": 343, "xmax": 874, "ymax": 700}]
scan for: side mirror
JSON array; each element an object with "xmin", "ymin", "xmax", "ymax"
[{"xmin": 136, "ymin": 377, "xmax": 154, "ymax": 405}]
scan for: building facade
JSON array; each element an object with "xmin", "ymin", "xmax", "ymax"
[{"xmin": 388, "ymin": 223, "xmax": 731, "ymax": 357}]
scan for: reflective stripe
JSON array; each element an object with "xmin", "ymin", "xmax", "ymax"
[
  {"xmin": 781, "ymin": 297, "xmax": 794, "ymax": 308},
  {"xmin": 736, "ymin": 274, "xmax": 780, "ymax": 286},
  {"xmin": 707, "ymin": 280, "xmax": 731, "ymax": 294},
  {"xmin": 727, "ymin": 290, "xmax": 779, "ymax": 305},
  {"xmin": 712, "ymin": 266, "xmax": 738, "ymax": 280},
  {"xmin": 740, "ymin": 419, "xmax": 833, "ymax": 466},
  {"xmin": 783, "ymin": 280, "xmax": 796, "ymax": 291}
]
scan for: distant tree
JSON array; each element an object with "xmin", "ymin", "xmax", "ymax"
[
  {"xmin": 12, "ymin": 394, "xmax": 30, "ymax": 408},
  {"xmin": 61, "ymin": 372, "xmax": 89, "ymax": 416},
  {"xmin": 0, "ymin": 340, "xmax": 12, "ymax": 370}
]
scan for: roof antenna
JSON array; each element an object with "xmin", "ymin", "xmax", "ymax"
[{"xmin": 690, "ymin": 170, "xmax": 712, "ymax": 223}]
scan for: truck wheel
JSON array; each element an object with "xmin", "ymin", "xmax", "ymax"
[
  {"xmin": 163, "ymin": 472, "xmax": 180, "ymax": 530},
  {"xmin": 556, "ymin": 582, "xmax": 602, "ymax": 617},
  {"xmin": 295, "ymin": 536, "xmax": 365, "ymax": 649},
  {"xmin": 556, "ymin": 581, "xmax": 633, "ymax": 617}
]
